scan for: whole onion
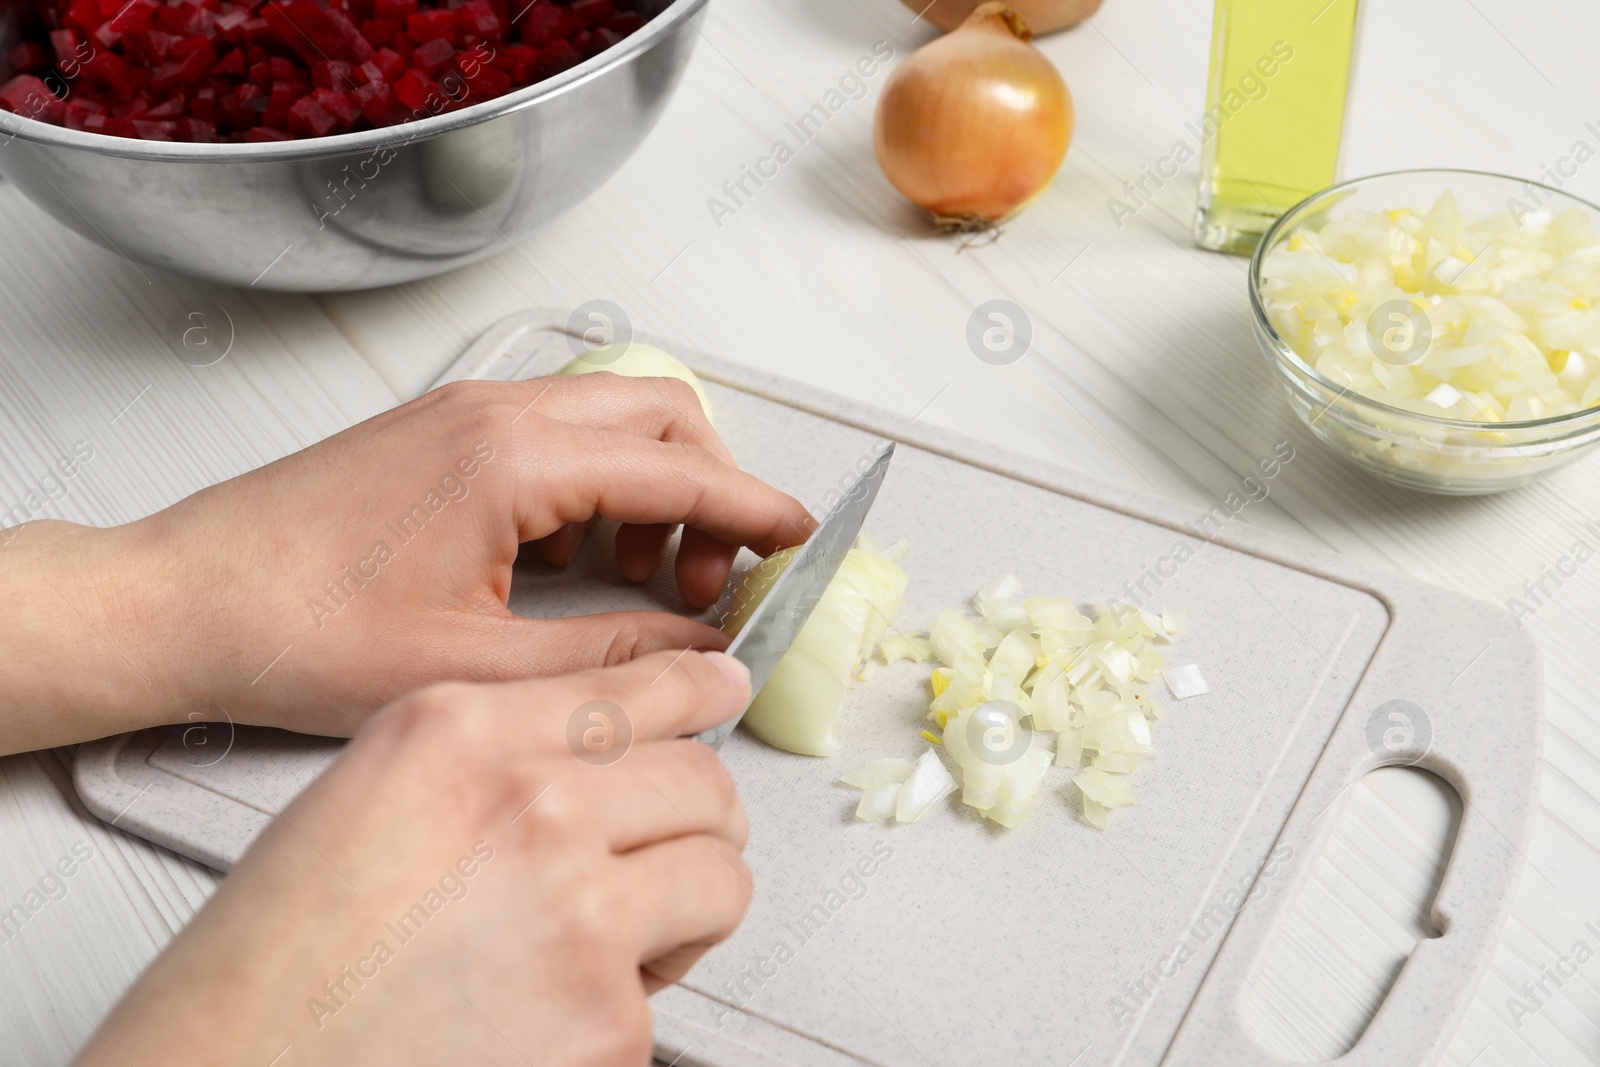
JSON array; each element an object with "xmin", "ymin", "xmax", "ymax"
[
  {"xmin": 901, "ymin": 0, "xmax": 1105, "ymax": 35},
  {"xmin": 872, "ymin": 2, "xmax": 1074, "ymax": 232}
]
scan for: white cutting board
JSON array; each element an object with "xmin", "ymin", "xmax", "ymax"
[{"xmin": 74, "ymin": 309, "xmax": 1542, "ymax": 1067}]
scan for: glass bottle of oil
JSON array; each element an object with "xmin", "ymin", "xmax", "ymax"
[{"xmin": 1193, "ymin": 0, "xmax": 1362, "ymax": 255}]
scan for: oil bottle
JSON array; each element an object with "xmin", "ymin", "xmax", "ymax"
[{"xmin": 1193, "ymin": 0, "xmax": 1363, "ymax": 254}]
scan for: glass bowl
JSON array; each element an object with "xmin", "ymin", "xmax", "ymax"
[{"xmin": 1248, "ymin": 168, "xmax": 1600, "ymax": 494}]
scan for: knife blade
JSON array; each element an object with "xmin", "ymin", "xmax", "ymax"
[{"xmin": 696, "ymin": 441, "xmax": 895, "ymax": 749}]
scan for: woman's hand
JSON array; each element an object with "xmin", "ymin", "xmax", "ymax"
[
  {"xmin": 0, "ymin": 373, "xmax": 813, "ymax": 751},
  {"xmin": 76, "ymin": 650, "xmax": 755, "ymax": 1067}
]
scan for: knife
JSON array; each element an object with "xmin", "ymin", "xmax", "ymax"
[{"xmin": 697, "ymin": 442, "xmax": 896, "ymax": 749}]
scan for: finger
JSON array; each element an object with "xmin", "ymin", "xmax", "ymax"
[
  {"xmin": 619, "ymin": 834, "xmax": 752, "ymax": 978},
  {"xmin": 518, "ymin": 374, "xmax": 736, "ymax": 466},
  {"xmin": 674, "ymin": 527, "xmax": 741, "ymax": 609},
  {"xmin": 535, "ymin": 518, "xmax": 597, "ymax": 567},
  {"xmin": 528, "ymin": 648, "xmax": 751, "ymax": 744},
  {"xmin": 615, "ymin": 522, "xmax": 677, "ymax": 584},
  {"xmin": 502, "ymin": 613, "xmax": 729, "ymax": 676},
  {"xmin": 581, "ymin": 739, "xmax": 747, "ymax": 854},
  {"xmin": 513, "ymin": 425, "xmax": 816, "ymax": 559}
]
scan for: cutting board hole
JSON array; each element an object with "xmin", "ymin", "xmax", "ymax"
[{"xmin": 1239, "ymin": 767, "xmax": 1462, "ymax": 1062}]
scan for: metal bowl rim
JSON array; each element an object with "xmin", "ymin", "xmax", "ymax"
[
  {"xmin": 0, "ymin": 0, "xmax": 706, "ymax": 163},
  {"xmin": 1248, "ymin": 166, "xmax": 1600, "ymax": 438}
]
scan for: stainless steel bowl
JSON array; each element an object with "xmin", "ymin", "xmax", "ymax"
[{"xmin": 0, "ymin": 0, "xmax": 704, "ymax": 290}]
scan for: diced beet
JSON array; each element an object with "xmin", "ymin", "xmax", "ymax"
[
  {"xmin": 570, "ymin": 0, "xmax": 612, "ymax": 28},
  {"xmin": 519, "ymin": 4, "xmax": 574, "ymax": 48},
  {"xmin": 0, "ymin": 74, "xmax": 66, "ymax": 124},
  {"xmin": 190, "ymin": 84, "xmax": 218, "ymax": 120},
  {"xmin": 65, "ymin": 0, "xmax": 102, "ymax": 32},
  {"xmin": 177, "ymin": 116, "xmax": 220, "ymax": 141},
  {"xmin": 373, "ymin": 46, "xmax": 405, "ymax": 80},
  {"xmin": 359, "ymin": 17, "xmax": 399, "ymax": 45},
  {"xmin": 311, "ymin": 86, "xmax": 359, "ymax": 126},
  {"xmin": 497, "ymin": 42, "xmax": 536, "ymax": 82},
  {"xmin": 412, "ymin": 36, "xmax": 453, "ymax": 73},
  {"xmin": 355, "ymin": 78, "xmax": 399, "ymax": 123},
  {"xmin": 286, "ymin": 94, "xmax": 336, "ymax": 135},
  {"xmin": 373, "ymin": 0, "xmax": 417, "ymax": 17},
  {"xmin": 132, "ymin": 117, "xmax": 177, "ymax": 139},
  {"xmin": 605, "ymin": 11, "xmax": 643, "ymax": 34},
  {"xmin": 245, "ymin": 125, "xmax": 291, "ymax": 140},
  {"xmin": 264, "ymin": 80, "xmax": 299, "ymax": 126},
  {"xmin": 145, "ymin": 95, "xmax": 186, "ymax": 118},
  {"xmin": 249, "ymin": 59, "xmax": 270, "ymax": 86},
  {"xmin": 212, "ymin": 47, "xmax": 245, "ymax": 76},
  {"xmin": 82, "ymin": 50, "xmax": 139, "ymax": 95},
  {"xmin": 238, "ymin": 16, "xmax": 270, "ymax": 42},
  {"xmin": 312, "ymin": 59, "xmax": 353, "ymax": 88},
  {"xmin": 148, "ymin": 42, "xmax": 214, "ymax": 92},
  {"xmin": 536, "ymin": 37, "xmax": 576, "ymax": 78},
  {"xmin": 458, "ymin": 0, "xmax": 500, "ymax": 35},
  {"xmin": 50, "ymin": 28, "xmax": 83, "ymax": 62},
  {"xmin": 64, "ymin": 99, "xmax": 105, "ymax": 130},
  {"xmin": 464, "ymin": 62, "xmax": 510, "ymax": 99},
  {"xmin": 391, "ymin": 65, "xmax": 435, "ymax": 109},
  {"xmin": 270, "ymin": 56, "xmax": 296, "ymax": 81},
  {"xmin": 8, "ymin": 43, "xmax": 50, "ymax": 73},
  {"xmin": 325, "ymin": 9, "xmax": 375, "ymax": 61},
  {"xmin": 405, "ymin": 9, "xmax": 455, "ymax": 43}
]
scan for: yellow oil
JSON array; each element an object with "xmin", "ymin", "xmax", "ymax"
[{"xmin": 1193, "ymin": 0, "xmax": 1361, "ymax": 255}]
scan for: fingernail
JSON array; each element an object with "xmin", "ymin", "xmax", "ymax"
[{"xmin": 703, "ymin": 651, "xmax": 750, "ymax": 693}]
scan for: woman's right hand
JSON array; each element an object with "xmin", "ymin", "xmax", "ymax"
[{"xmin": 77, "ymin": 648, "xmax": 755, "ymax": 1067}]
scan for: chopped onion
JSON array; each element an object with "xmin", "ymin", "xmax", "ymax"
[
  {"xmin": 839, "ymin": 757, "xmax": 916, "ymax": 789},
  {"xmin": 1164, "ymin": 663, "xmax": 1210, "ymax": 700},
  {"xmin": 855, "ymin": 783, "xmax": 902, "ymax": 822},
  {"xmin": 724, "ymin": 536, "xmax": 909, "ymax": 756},
  {"xmin": 1259, "ymin": 192, "xmax": 1600, "ymax": 422},
  {"xmin": 894, "ymin": 748, "xmax": 958, "ymax": 823}
]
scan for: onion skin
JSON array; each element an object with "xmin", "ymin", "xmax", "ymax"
[
  {"xmin": 873, "ymin": 2, "xmax": 1073, "ymax": 227},
  {"xmin": 903, "ymin": 0, "xmax": 1104, "ymax": 35}
]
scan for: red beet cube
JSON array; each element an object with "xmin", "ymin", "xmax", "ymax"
[
  {"xmin": 359, "ymin": 17, "xmax": 399, "ymax": 45},
  {"xmin": 570, "ymin": 0, "xmax": 612, "ymax": 28},
  {"xmin": 354, "ymin": 78, "xmax": 400, "ymax": 123},
  {"xmin": 605, "ymin": 11, "xmax": 644, "ymax": 34},
  {"xmin": 373, "ymin": 46, "xmax": 405, "ymax": 80},
  {"xmin": 50, "ymin": 28, "xmax": 83, "ymax": 63},
  {"xmin": 464, "ymin": 62, "xmax": 510, "ymax": 99},
  {"xmin": 146, "ymin": 95, "xmax": 186, "ymax": 118},
  {"xmin": 65, "ymin": 0, "xmax": 102, "ymax": 32},
  {"xmin": 392, "ymin": 66, "xmax": 435, "ymax": 109},
  {"xmin": 458, "ymin": 0, "xmax": 501, "ymax": 35},
  {"xmin": 177, "ymin": 117, "xmax": 220, "ymax": 141},
  {"xmin": 225, "ymin": 82, "xmax": 263, "ymax": 127},
  {"xmin": 312, "ymin": 86, "xmax": 359, "ymax": 126},
  {"xmin": 519, "ymin": 4, "xmax": 574, "ymax": 47},
  {"xmin": 63, "ymin": 99, "xmax": 105, "ymax": 130},
  {"xmin": 373, "ymin": 0, "xmax": 417, "ymax": 17},
  {"xmin": 497, "ymin": 43, "xmax": 536, "ymax": 81},
  {"xmin": 287, "ymin": 94, "xmax": 337, "ymax": 135},
  {"xmin": 191, "ymin": 85, "xmax": 218, "ymax": 120},
  {"xmin": 264, "ymin": 80, "xmax": 297, "ymax": 126},
  {"xmin": 0, "ymin": 75, "xmax": 65, "ymax": 124},
  {"xmin": 249, "ymin": 59, "xmax": 270, "ymax": 86},
  {"xmin": 212, "ymin": 48, "xmax": 245, "ymax": 76},
  {"xmin": 131, "ymin": 117, "xmax": 177, "ymax": 139},
  {"xmin": 536, "ymin": 37, "xmax": 577, "ymax": 77},
  {"xmin": 150, "ymin": 43, "xmax": 215, "ymax": 93},
  {"xmin": 245, "ymin": 125, "xmax": 291, "ymax": 141},
  {"xmin": 214, "ymin": 8, "xmax": 250, "ymax": 40},
  {"xmin": 7, "ymin": 43, "xmax": 49, "ymax": 73},
  {"xmin": 313, "ymin": 59, "xmax": 353, "ymax": 89},
  {"xmin": 83, "ymin": 51, "xmax": 139, "ymax": 95},
  {"xmin": 405, "ymin": 10, "xmax": 455, "ymax": 43},
  {"xmin": 413, "ymin": 36, "xmax": 453, "ymax": 73}
]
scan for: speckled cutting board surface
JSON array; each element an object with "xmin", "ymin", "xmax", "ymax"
[{"xmin": 74, "ymin": 310, "xmax": 1542, "ymax": 1067}]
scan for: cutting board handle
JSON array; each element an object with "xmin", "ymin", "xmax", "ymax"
[{"xmin": 1163, "ymin": 590, "xmax": 1541, "ymax": 1066}]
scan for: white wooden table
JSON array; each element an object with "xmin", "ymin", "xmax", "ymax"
[{"xmin": 2, "ymin": 0, "xmax": 1598, "ymax": 1063}]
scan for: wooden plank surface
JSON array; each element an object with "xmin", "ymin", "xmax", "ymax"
[{"xmin": 1, "ymin": 0, "xmax": 1598, "ymax": 1063}]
